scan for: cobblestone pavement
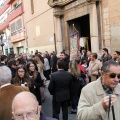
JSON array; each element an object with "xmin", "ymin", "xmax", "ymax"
[{"xmin": 42, "ymin": 81, "xmax": 77, "ymax": 120}]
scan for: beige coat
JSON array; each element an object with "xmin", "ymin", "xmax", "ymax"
[
  {"xmin": 77, "ymin": 78, "xmax": 120, "ymax": 120},
  {"xmin": 87, "ymin": 59, "xmax": 102, "ymax": 81}
]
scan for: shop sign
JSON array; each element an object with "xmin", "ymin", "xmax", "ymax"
[{"xmin": 65, "ymin": 0, "xmax": 86, "ymax": 10}]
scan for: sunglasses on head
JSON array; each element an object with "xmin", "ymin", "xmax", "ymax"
[{"xmin": 106, "ymin": 73, "xmax": 120, "ymax": 79}]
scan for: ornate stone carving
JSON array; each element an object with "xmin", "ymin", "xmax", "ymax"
[
  {"xmin": 48, "ymin": 0, "xmax": 101, "ymax": 17},
  {"xmin": 48, "ymin": 0, "xmax": 76, "ymax": 7},
  {"xmin": 54, "ymin": 7, "xmax": 64, "ymax": 17},
  {"xmin": 48, "ymin": 0, "xmax": 101, "ymax": 7}
]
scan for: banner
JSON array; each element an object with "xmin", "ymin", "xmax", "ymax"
[
  {"xmin": 79, "ymin": 37, "xmax": 89, "ymax": 50},
  {"xmin": 70, "ymin": 32, "xmax": 78, "ymax": 60}
]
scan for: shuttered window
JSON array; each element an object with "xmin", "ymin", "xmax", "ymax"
[{"xmin": 10, "ymin": 19, "xmax": 22, "ymax": 36}]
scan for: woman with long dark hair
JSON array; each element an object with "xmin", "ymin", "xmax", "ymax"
[
  {"xmin": 11, "ymin": 64, "xmax": 35, "ymax": 94},
  {"xmin": 26, "ymin": 61, "xmax": 43, "ymax": 105}
]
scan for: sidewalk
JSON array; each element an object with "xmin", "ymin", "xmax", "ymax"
[{"xmin": 42, "ymin": 81, "xmax": 77, "ymax": 120}]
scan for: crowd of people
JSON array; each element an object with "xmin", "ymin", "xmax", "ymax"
[{"xmin": 0, "ymin": 47, "xmax": 120, "ymax": 120}]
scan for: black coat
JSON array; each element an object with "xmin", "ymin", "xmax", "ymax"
[
  {"xmin": 70, "ymin": 74, "xmax": 80, "ymax": 97},
  {"xmin": 0, "ymin": 62, "xmax": 6, "ymax": 66},
  {"xmin": 9, "ymin": 67, "xmax": 16, "ymax": 79},
  {"xmin": 50, "ymin": 54, "xmax": 57, "ymax": 72},
  {"xmin": 30, "ymin": 71, "xmax": 43, "ymax": 105},
  {"xmin": 48, "ymin": 70, "xmax": 72, "ymax": 102},
  {"xmin": 40, "ymin": 111, "xmax": 57, "ymax": 120},
  {"xmin": 63, "ymin": 58, "xmax": 69, "ymax": 71}
]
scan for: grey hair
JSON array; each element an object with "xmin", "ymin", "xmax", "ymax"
[
  {"xmin": 0, "ymin": 66, "xmax": 12, "ymax": 84},
  {"xmin": 101, "ymin": 60, "xmax": 120, "ymax": 73},
  {"xmin": 12, "ymin": 92, "xmax": 38, "ymax": 112}
]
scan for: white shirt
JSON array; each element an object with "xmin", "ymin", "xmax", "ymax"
[
  {"xmin": 0, "ymin": 83, "xmax": 11, "ymax": 88},
  {"xmin": 44, "ymin": 58, "xmax": 50, "ymax": 70}
]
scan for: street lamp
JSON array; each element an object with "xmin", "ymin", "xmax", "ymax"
[{"xmin": 0, "ymin": 30, "xmax": 4, "ymax": 54}]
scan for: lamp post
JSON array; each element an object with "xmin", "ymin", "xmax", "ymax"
[{"xmin": 0, "ymin": 30, "xmax": 4, "ymax": 55}]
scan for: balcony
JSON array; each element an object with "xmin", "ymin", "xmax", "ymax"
[
  {"xmin": 7, "ymin": 0, "xmax": 14, "ymax": 4},
  {"xmin": 9, "ymin": 31, "xmax": 25, "ymax": 43},
  {"xmin": 0, "ymin": 4, "xmax": 9, "ymax": 15},
  {"xmin": 0, "ymin": 19, "xmax": 9, "ymax": 30},
  {"xmin": 8, "ymin": 3, "xmax": 23, "ymax": 22},
  {"xmin": 11, "ymin": 28, "xmax": 22, "ymax": 36}
]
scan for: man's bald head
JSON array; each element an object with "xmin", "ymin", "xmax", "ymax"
[
  {"xmin": 12, "ymin": 92, "xmax": 41, "ymax": 120},
  {"xmin": 12, "ymin": 92, "xmax": 38, "ymax": 111}
]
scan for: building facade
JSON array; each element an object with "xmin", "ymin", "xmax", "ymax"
[
  {"xmin": 0, "ymin": 0, "xmax": 26, "ymax": 54},
  {"xmin": 0, "ymin": 0, "xmax": 55, "ymax": 54},
  {"xmin": 23, "ymin": 0, "xmax": 55, "ymax": 54},
  {"xmin": 48, "ymin": 0, "xmax": 120, "ymax": 54}
]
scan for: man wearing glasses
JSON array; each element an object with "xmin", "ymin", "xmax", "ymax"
[
  {"xmin": 12, "ymin": 91, "xmax": 56, "ymax": 120},
  {"xmin": 77, "ymin": 60, "xmax": 120, "ymax": 120}
]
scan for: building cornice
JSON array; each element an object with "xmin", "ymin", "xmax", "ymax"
[
  {"xmin": 48, "ymin": 0, "xmax": 101, "ymax": 7},
  {"xmin": 53, "ymin": 7, "xmax": 64, "ymax": 17},
  {"xmin": 48, "ymin": 0, "xmax": 76, "ymax": 7}
]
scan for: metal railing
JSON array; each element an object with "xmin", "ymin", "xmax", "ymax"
[
  {"xmin": 8, "ymin": 3, "xmax": 22, "ymax": 15},
  {"xmin": 11, "ymin": 28, "xmax": 22, "ymax": 36},
  {"xmin": 0, "ymin": 3, "xmax": 22, "ymax": 25},
  {"xmin": 0, "ymin": 1, "xmax": 7, "ymax": 9}
]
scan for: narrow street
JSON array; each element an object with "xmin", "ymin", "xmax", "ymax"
[{"xmin": 42, "ymin": 81, "xmax": 77, "ymax": 120}]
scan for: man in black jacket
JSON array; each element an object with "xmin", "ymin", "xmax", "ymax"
[
  {"xmin": 48, "ymin": 59, "xmax": 72, "ymax": 120},
  {"xmin": 50, "ymin": 52, "xmax": 57, "ymax": 73}
]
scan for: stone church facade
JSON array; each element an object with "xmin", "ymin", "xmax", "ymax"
[{"xmin": 48, "ymin": 0, "xmax": 120, "ymax": 54}]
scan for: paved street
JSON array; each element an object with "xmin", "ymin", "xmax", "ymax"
[{"xmin": 42, "ymin": 81, "xmax": 77, "ymax": 120}]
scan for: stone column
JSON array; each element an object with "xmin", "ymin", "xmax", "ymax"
[
  {"xmin": 90, "ymin": 1, "xmax": 99, "ymax": 53},
  {"xmin": 54, "ymin": 15, "xmax": 63, "ymax": 55}
]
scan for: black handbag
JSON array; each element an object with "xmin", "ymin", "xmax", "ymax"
[{"xmin": 78, "ymin": 76, "xmax": 86, "ymax": 87}]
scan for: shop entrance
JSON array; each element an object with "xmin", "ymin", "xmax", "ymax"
[
  {"xmin": 68, "ymin": 14, "xmax": 91, "ymax": 51},
  {"xmin": 17, "ymin": 46, "xmax": 24, "ymax": 54}
]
